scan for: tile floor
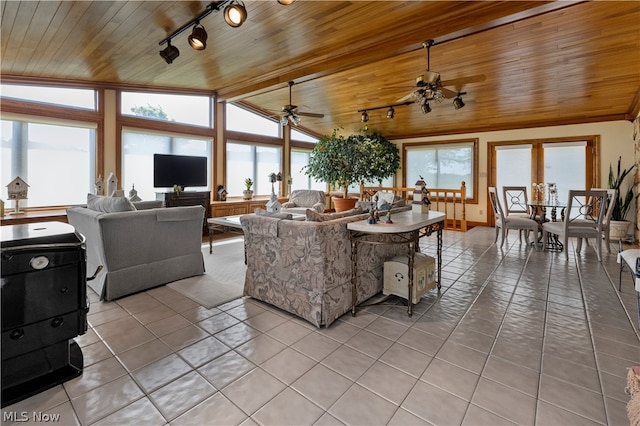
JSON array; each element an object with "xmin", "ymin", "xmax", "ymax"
[{"xmin": 3, "ymin": 227, "xmax": 640, "ymax": 425}]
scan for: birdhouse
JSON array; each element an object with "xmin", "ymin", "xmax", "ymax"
[
  {"xmin": 412, "ymin": 176, "xmax": 430, "ymax": 214},
  {"xmin": 128, "ymin": 184, "xmax": 142, "ymax": 202},
  {"xmin": 6, "ymin": 176, "xmax": 29, "ymax": 200},
  {"xmin": 106, "ymin": 172, "xmax": 118, "ymax": 196},
  {"xmin": 95, "ymin": 175, "xmax": 104, "ymax": 195},
  {"xmin": 266, "ymin": 192, "xmax": 282, "ymax": 213},
  {"xmin": 217, "ymin": 185, "xmax": 227, "ymax": 201}
]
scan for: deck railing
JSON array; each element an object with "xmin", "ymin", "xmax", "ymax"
[{"xmin": 359, "ymin": 181, "xmax": 467, "ymax": 232}]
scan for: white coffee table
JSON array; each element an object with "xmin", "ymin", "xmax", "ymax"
[{"xmin": 207, "ymin": 213, "xmax": 305, "ymax": 254}]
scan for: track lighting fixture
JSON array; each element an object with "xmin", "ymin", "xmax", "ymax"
[
  {"xmin": 361, "ymin": 111, "xmax": 369, "ymax": 123},
  {"xmin": 421, "ymin": 102, "xmax": 432, "ymax": 114},
  {"xmin": 386, "ymin": 107, "xmax": 395, "ymax": 119},
  {"xmin": 453, "ymin": 95, "xmax": 465, "ymax": 110},
  {"xmin": 188, "ymin": 23, "xmax": 208, "ymax": 50},
  {"xmin": 159, "ymin": 40, "xmax": 180, "ymax": 64},
  {"xmin": 159, "ymin": 1, "xmax": 292, "ymax": 63},
  {"xmin": 224, "ymin": 1, "xmax": 248, "ymax": 28}
]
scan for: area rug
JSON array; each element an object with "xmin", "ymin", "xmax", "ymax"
[{"xmin": 168, "ymin": 237, "xmax": 246, "ymax": 309}]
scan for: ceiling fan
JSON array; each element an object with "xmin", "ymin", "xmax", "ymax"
[
  {"xmin": 279, "ymin": 81, "xmax": 324, "ymax": 126},
  {"xmin": 397, "ymin": 40, "xmax": 485, "ymax": 112}
]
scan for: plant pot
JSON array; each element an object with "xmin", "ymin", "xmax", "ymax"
[
  {"xmin": 332, "ymin": 196, "xmax": 358, "ymax": 212},
  {"xmin": 242, "ymin": 190, "xmax": 253, "ymax": 200},
  {"xmin": 609, "ymin": 220, "xmax": 631, "ymax": 241}
]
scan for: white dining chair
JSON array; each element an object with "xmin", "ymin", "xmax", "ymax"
[
  {"xmin": 489, "ymin": 187, "xmax": 540, "ymax": 250},
  {"xmin": 542, "ymin": 189, "xmax": 608, "ymax": 261}
]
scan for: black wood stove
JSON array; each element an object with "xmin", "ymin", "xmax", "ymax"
[{"xmin": 1, "ymin": 222, "xmax": 89, "ymax": 407}]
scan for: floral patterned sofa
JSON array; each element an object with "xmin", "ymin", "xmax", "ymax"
[{"xmin": 240, "ymin": 206, "xmax": 410, "ymax": 327}]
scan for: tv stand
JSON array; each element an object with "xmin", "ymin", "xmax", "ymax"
[{"xmin": 156, "ymin": 191, "xmax": 211, "ymax": 235}]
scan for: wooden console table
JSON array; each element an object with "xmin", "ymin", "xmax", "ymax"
[
  {"xmin": 210, "ymin": 197, "xmax": 288, "ymax": 218},
  {"xmin": 347, "ymin": 210, "xmax": 446, "ymax": 317},
  {"xmin": 157, "ymin": 191, "xmax": 211, "ymax": 235}
]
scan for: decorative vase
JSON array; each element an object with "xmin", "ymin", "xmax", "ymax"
[
  {"xmin": 242, "ymin": 190, "xmax": 253, "ymax": 200},
  {"xmin": 332, "ymin": 196, "xmax": 358, "ymax": 212},
  {"xmin": 609, "ymin": 220, "xmax": 631, "ymax": 241}
]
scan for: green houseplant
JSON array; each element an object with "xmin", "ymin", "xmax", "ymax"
[
  {"xmin": 608, "ymin": 156, "xmax": 638, "ymax": 240},
  {"xmin": 243, "ymin": 177, "xmax": 254, "ymax": 200},
  {"xmin": 304, "ymin": 129, "xmax": 400, "ymax": 211}
]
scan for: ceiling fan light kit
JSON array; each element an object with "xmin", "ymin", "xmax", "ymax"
[
  {"xmin": 278, "ymin": 81, "xmax": 324, "ymax": 126},
  {"xmin": 158, "ymin": 0, "xmax": 292, "ymax": 63}
]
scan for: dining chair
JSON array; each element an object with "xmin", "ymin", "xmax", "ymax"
[
  {"xmin": 542, "ymin": 189, "xmax": 608, "ymax": 261},
  {"xmin": 591, "ymin": 188, "xmax": 617, "ymax": 252},
  {"xmin": 489, "ymin": 187, "xmax": 540, "ymax": 250},
  {"xmin": 502, "ymin": 186, "xmax": 531, "ymax": 218}
]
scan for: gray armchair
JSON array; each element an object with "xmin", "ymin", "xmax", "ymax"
[{"xmin": 281, "ymin": 189, "xmax": 326, "ymax": 215}]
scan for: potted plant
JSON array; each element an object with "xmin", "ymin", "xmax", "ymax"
[
  {"xmin": 243, "ymin": 177, "xmax": 254, "ymax": 200},
  {"xmin": 304, "ymin": 128, "xmax": 400, "ymax": 211},
  {"xmin": 608, "ymin": 156, "xmax": 638, "ymax": 240}
]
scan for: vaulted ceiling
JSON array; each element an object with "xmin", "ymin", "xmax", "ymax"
[{"xmin": 2, "ymin": 1, "xmax": 639, "ymax": 139}]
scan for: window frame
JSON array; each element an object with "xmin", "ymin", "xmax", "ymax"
[{"xmin": 402, "ymin": 138, "xmax": 479, "ymax": 204}]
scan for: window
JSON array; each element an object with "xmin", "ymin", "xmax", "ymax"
[
  {"xmin": 291, "ymin": 129, "xmax": 318, "ymax": 143},
  {"xmin": 121, "ymin": 129, "xmax": 212, "ymax": 201},
  {"xmin": 1, "ymin": 119, "xmax": 96, "ymax": 207},
  {"xmin": 226, "ymin": 142, "xmax": 282, "ymax": 196},
  {"xmin": 493, "ymin": 139, "xmax": 590, "ymax": 204},
  {"xmin": 226, "ymin": 104, "xmax": 279, "ymax": 137},
  {"xmin": 291, "ymin": 149, "xmax": 325, "ymax": 191},
  {"xmin": 121, "ymin": 91, "xmax": 212, "ymax": 127},
  {"xmin": 1, "ymin": 84, "xmax": 97, "ymax": 110},
  {"xmin": 404, "ymin": 140, "xmax": 477, "ymax": 200}
]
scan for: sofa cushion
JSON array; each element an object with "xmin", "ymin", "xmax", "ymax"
[
  {"xmin": 87, "ymin": 193, "xmax": 136, "ymax": 213},
  {"xmin": 255, "ymin": 208, "xmax": 293, "ymax": 220},
  {"xmin": 305, "ymin": 206, "xmax": 363, "ymax": 222}
]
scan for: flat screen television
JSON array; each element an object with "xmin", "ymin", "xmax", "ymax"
[{"xmin": 153, "ymin": 154, "xmax": 208, "ymax": 189}]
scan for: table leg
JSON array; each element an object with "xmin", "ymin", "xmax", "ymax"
[
  {"xmin": 407, "ymin": 240, "xmax": 415, "ymax": 317},
  {"xmin": 437, "ymin": 226, "xmax": 443, "ymax": 290},
  {"xmin": 351, "ymin": 238, "xmax": 358, "ymax": 316},
  {"xmin": 209, "ymin": 229, "xmax": 213, "ymax": 254}
]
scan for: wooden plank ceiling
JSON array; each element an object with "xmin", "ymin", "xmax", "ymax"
[{"xmin": 1, "ymin": 1, "xmax": 639, "ymax": 139}]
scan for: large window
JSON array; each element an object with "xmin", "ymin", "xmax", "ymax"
[
  {"xmin": 121, "ymin": 130, "xmax": 212, "ymax": 201},
  {"xmin": 121, "ymin": 91, "xmax": 212, "ymax": 127},
  {"xmin": 291, "ymin": 149, "xmax": 325, "ymax": 192},
  {"xmin": 493, "ymin": 139, "xmax": 591, "ymax": 204},
  {"xmin": 226, "ymin": 142, "xmax": 282, "ymax": 196},
  {"xmin": 226, "ymin": 104, "xmax": 279, "ymax": 137},
  {"xmin": 1, "ymin": 119, "xmax": 96, "ymax": 207},
  {"xmin": 404, "ymin": 140, "xmax": 477, "ymax": 200},
  {"xmin": 1, "ymin": 84, "xmax": 97, "ymax": 110}
]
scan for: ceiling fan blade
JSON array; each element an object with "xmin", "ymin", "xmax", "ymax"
[
  {"xmin": 440, "ymin": 87, "xmax": 458, "ymax": 99},
  {"xmin": 397, "ymin": 92, "xmax": 417, "ymax": 103},
  {"xmin": 297, "ymin": 111, "xmax": 324, "ymax": 118},
  {"xmin": 441, "ymin": 74, "xmax": 486, "ymax": 88}
]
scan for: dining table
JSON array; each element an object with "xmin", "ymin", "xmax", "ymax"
[{"xmin": 527, "ymin": 200, "xmax": 567, "ymax": 250}]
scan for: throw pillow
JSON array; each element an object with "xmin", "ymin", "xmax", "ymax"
[
  {"xmin": 374, "ymin": 191, "xmax": 395, "ymax": 209},
  {"xmin": 254, "ymin": 208, "xmax": 293, "ymax": 220},
  {"xmin": 305, "ymin": 206, "xmax": 363, "ymax": 222},
  {"xmin": 87, "ymin": 193, "xmax": 136, "ymax": 213}
]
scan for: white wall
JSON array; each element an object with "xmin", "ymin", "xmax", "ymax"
[{"xmin": 394, "ymin": 120, "xmax": 635, "ymax": 225}]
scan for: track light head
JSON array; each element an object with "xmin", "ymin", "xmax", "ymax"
[
  {"xmin": 159, "ymin": 41, "xmax": 180, "ymax": 64},
  {"xmin": 453, "ymin": 96, "xmax": 465, "ymax": 109},
  {"xmin": 277, "ymin": 0, "xmax": 296, "ymax": 4},
  {"xmin": 421, "ymin": 102, "xmax": 432, "ymax": 114},
  {"xmin": 386, "ymin": 107, "xmax": 395, "ymax": 119},
  {"xmin": 224, "ymin": 1, "xmax": 248, "ymax": 27},
  {"xmin": 188, "ymin": 24, "xmax": 208, "ymax": 50},
  {"xmin": 361, "ymin": 111, "xmax": 369, "ymax": 123}
]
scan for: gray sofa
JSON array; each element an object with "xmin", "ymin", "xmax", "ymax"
[
  {"xmin": 240, "ymin": 206, "xmax": 410, "ymax": 327},
  {"xmin": 67, "ymin": 204, "xmax": 205, "ymax": 301}
]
